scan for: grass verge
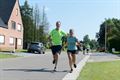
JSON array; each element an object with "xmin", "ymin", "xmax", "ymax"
[
  {"xmin": 113, "ymin": 51, "xmax": 120, "ymax": 54},
  {"xmin": 77, "ymin": 60, "xmax": 120, "ymax": 80},
  {"xmin": 15, "ymin": 49, "xmax": 27, "ymax": 53},
  {"xmin": 0, "ymin": 53, "xmax": 18, "ymax": 59}
]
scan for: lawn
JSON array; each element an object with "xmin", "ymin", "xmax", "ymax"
[
  {"xmin": 16, "ymin": 49, "xmax": 27, "ymax": 53},
  {"xmin": 0, "ymin": 54, "xmax": 18, "ymax": 59},
  {"xmin": 77, "ymin": 60, "xmax": 120, "ymax": 80},
  {"xmin": 113, "ymin": 51, "xmax": 120, "ymax": 54}
]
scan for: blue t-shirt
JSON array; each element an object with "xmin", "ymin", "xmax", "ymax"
[{"xmin": 67, "ymin": 36, "xmax": 78, "ymax": 50}]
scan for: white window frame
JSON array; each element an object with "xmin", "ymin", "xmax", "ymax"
[
  {"xmin": 16, "ymin": 9, "xmax": 18, "ymax": 16},
  {"xmin": 9, "ymin": 37, "xmax": 14, "ymax": 45},
  {"xmin": 17, "ymin": 23, "xmax": 21, "ymax": 31},
  {"xmin": 11, "ymin": 21, "xmax": 16, "ymax": 30},
  {"xmin": 0, "ymin": 35, "xmax": 5, "ymax": 44},
  {"xmin": 17, "ymin": 39, "xmax": 22, "ymax": 46}
]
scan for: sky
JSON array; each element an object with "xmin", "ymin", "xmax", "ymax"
[{"xmin": 19, "ymin": 0, "xmax": 120, "ymax": 40}]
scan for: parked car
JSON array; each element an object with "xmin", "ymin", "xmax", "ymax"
[{"xmin": 28, "ymin": 42, "xmax": 45, "ymax": 54}]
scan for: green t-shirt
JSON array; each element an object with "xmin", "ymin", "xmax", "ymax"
[{"xmin": 50, "ymin": 29, "xmax": 66, "ymax": 45}]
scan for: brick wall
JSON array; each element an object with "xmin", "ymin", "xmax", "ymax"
[{"xmin": 0, "ymin": 0, "xmax": 23, "ymax": 51}]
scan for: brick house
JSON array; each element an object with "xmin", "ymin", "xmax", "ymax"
[{"xmin": 0, "ymin": 0, "xmax": 23, "ymax": 52}]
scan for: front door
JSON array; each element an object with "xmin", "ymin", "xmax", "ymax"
[{"xmin": 15, "ymin": 38, "xmax": 17, "ymax": 49}]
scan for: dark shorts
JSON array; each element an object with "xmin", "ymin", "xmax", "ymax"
[
  {"xmin": 51, "ymin": 45, "xmax": 62, "ymax": 55},
  {"xmin": 87, "ymin": 49, "xmax": 89, "ymax": 51},
  {"xmin": 67, "ymin": 50, "xmax": 77, "ymax": 54}
]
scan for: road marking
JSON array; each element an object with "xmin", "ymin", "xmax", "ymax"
[{"xmin": 62, "ymin": 53, "xmax": 91, "ymax": 80}]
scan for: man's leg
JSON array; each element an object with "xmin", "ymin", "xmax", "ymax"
[
  {"xmin": 53, "ymin": 45, "xmax": 61, "ymax": 71},
  {"xmin": 51, "ymin": 46, "xmax": 56, "ymax": 64},
  {"xmin": 54, "ymin": 53, "xmax": 59, "ymax": 71},
  {"xmin": 83, "ymin": 50, "xmax": 85, "ymax": 55},
  {"xmin": 52, "ymin": 55, "xmax": 56, "ymax": 64},
  {"xmin": 87, "ymin": 49, "xmax": 89, "ymax": 53}
]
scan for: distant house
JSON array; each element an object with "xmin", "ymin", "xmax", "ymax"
[{"xmin": 0, "ymin": 0, "xmax": 23, "ymax": 52}]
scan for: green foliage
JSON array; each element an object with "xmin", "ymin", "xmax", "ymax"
[
  {"xmin": 20, "ymin": 1, "xmax": 49, "ymax": 49},
  {"xmin": 0, "ymin": 54, "xmax": 18, "ymax": 59},
  {"xmin": 89, "ymin": 39, "xmax": 99, "ymax": 50},
  {"xmin": 97, "ymin": 18, "xmax": 120, "ymax": 51},
  {"xmin": 83, "ymin": 35, "xmax": 90, "ymax": 45},
  {"xmin": 83, "ymin": 35, "xmax": 98, "ymax": 50}
]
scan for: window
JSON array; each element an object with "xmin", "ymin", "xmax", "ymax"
[
  {"xmin": 11, "ymin": 21, "xmax": 16, "ymax": 30},
  {"xmin": 17, "ymin": 24, "xmax": 21, "ymax": 31},
  {"xmin": 16, "ymin": 9, "xmax": 18, "ymax": 16},
  {"xmin": 0, "ymin": 35, "xmax": 5, "ymax": 44},
  {"xmin": 18, "ymin": 39, "xmax": 22, "ymax": 46},
  {"xmin": 9, "ymin": 37, "xmax": 14, "ymax": 45}
]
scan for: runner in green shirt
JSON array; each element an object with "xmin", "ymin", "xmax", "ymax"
[{"xmin": 48, "ymin": 21, "xmax": 66, "ymax": 71}]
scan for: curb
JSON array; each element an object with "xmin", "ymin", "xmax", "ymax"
[{"xmin": 62, "ymin": 53, "xmax": 91, "ymax": 80}]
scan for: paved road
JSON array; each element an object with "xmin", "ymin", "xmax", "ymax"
[
  {"xmin": 0, "ymin": 51, "xmax": 85, "ymax": 80},
  {"xmin": 88, "ymin": 53, "xmax": 120, "ymax": 62}
]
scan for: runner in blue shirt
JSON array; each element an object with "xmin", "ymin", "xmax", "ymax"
[{"xmin": 67, "ymin": 29, "xmax": 80, "ymax": 73}]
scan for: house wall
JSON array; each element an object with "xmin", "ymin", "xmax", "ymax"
[
  {"xmin": 0, "ymin": 0, "xmax": 23, "ymax": 51},
  {"xmin": 0, "ymin": 27, "xmax": 14, "ymax": 51}
]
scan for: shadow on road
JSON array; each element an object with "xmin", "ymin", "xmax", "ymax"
[{"xmin": 3, "ymin": 68, "xmax": 69, "ymax": 73}]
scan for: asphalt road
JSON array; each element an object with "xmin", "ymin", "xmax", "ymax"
[
  {"xmin": 0, "ymin": 51, "xmax": 85, "ymax": 80},
  {"xmin": 88, "ymin": 53, "xmax": 120, "ymax": 62}
]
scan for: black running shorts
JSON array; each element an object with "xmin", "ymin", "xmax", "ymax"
[
  {"xmin": 67, "ymin": 50, "xmax": 77, "ymax": 54},
  {"xmin": 51, "ymin": 45, "xmax": 62, "ymax": 55}
]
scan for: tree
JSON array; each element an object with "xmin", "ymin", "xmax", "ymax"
[
  {"xmin": 97, "ymin": 18, "xmax": 120, "ymax": 51},
  {"xmin": 41, "ymin": 6, "xmax": 49, "ymax": 34},
  {"xmin": 20, "ymin": 1, "xmax": 49, "ymax": 49},
  {"xmin": 20, "ymin": 0, "xmax": 34, "ymax": 49},
  {"xmin": 89, "ymin": 39, "xmax": 99, "ymax": 50},
  {"xmin": 83, "ymin": 35, "xmax": 98, "ymax": 50},
  {"xmin": 33, "ymin": 4, "xmax": 41, "ymax": 42},
  {"xmin": 108, "ymin": 18, "xmax": 120, "ymax": 51},
  {"xmin": 34, "ymin": 6, "xmax": 49, "ymax": 43},
  {"xmin": 83, "ymin": 35, "xmax": 90, "ymax": 45}
]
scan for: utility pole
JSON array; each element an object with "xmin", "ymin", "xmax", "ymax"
[{"xmin": 105, "ymin": 22, "xmax": 107, "ymax": 53}]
